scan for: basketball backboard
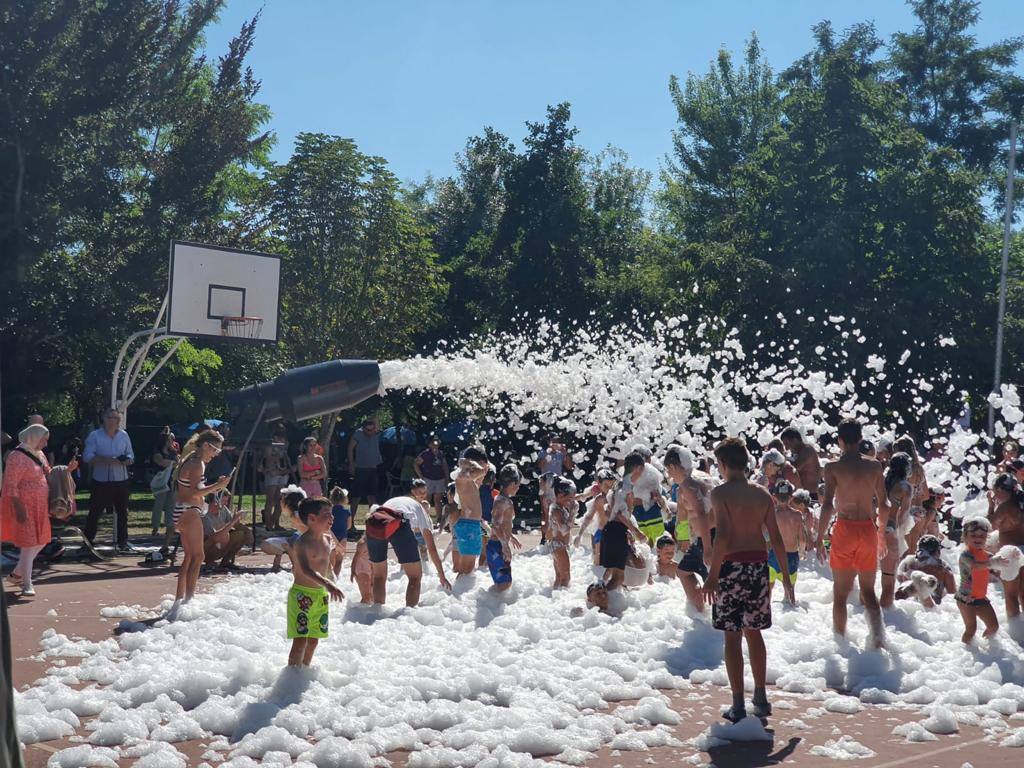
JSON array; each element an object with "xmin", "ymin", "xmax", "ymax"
[{"xmin": 166, "ymin": 240, "xmax": 281, "ymax": 342}]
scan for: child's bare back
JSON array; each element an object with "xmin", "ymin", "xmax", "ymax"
[{"xmin": 712, "ymin": 481, "xmax": 773, "ymax": 554}]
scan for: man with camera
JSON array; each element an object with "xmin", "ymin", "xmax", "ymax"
[{"xmin": 82, "ymin": 407, "xmax": 135, "ymax": 554}]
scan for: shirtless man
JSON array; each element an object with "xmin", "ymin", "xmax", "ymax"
[
  {"xmin": 702, "ymin": 437, "xmax": 793, "ymax": 722},
  {"xmin": 990, "ymin": 474, "xmax": 1024, "ymax": 619},
  {"xmin": 768, "ymin": 479, "xmax": 810, "ymax": 599},
  {"xmin": 781, "ymin": 427, "xmax": 822, "ymax": 499},
  {"xmin": 548, "ymin": 477, "xmax": 577, "ymax": 588},
  {"xmin": 664, "ymin": 445, "xmax": 715, "ymax": 612},
  {"xmin": 574, "ymin": 468, "xmax": 618, "ymax": 563},
  {"xmin": 452, "ymin": 446, "xmax": 489, "ymax": 576},
  {"xmin": 287, "ymin": 497, "xmax": 344, "ymax": 667},
  {"xmin": 817, "ymin": 418, "xmax": 889, "ymax": 647},
  {"xmin": 486, "ymin": 465, "xmax": 523, "ymax": 592}
]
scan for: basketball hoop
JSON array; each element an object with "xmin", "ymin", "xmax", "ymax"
[{"xmin": 220, "ymin": 316, "xmax": 264, "ymax": 339}]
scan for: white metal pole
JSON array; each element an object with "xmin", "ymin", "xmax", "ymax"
[{"xmin": 988, "ymin": 121, "xmax": 1019, "ymax": 438}]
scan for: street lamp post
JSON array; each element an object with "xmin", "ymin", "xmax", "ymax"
[{"xmin": 988, "ymin": 120, "xmax": 1019, "ymax": 438}]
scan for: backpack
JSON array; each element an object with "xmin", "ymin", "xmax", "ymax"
[{"xmin": 365, "ymin": 506, "xmax": 405, "ymax": 540}]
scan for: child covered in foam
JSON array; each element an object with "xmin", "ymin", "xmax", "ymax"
[{"xmin": 894, "ymin": 534, "xmax": 955, "ymax": 607}]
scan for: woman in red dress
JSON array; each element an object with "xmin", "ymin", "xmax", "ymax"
[{"xmin": 2, "ymin": 425, "xmax": 52, "ymax": 596}]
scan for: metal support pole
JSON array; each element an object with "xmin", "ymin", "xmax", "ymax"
[{"xmin": 988, "ymin": 121, "xmax": 1019, "ymax": 438}]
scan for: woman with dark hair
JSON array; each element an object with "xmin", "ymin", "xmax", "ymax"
[
  {"xmin": 298, "ymin": 437, "xmax": 326, "ymax": 498},
  {"xmin": 880, "ymin": 452, "xmax": 914, "ymax": 607},
  {"xmin": 150, "ymin": 428, "xmax": 179, "ymax": 543}
]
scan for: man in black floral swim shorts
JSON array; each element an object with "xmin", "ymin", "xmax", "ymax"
[{"xmin": 702, "ymin": 438, "xmax": 794, "ymax": 723}]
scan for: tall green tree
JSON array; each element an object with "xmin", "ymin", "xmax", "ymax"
[
  {"xmin": 662, "ymin": 34, "xmax": 781, "ymax": 242},
  {"xmin": 492, "ymin": 103, "xmax": 596, "ymax": 321},
  {"xmin": 271, "ymin": 132, "xmax": 446, "ymax": 453},
  {"xmin": 0, "ymin": 0, "xmax": 270, "ymax": 423},
  {"xmin": 888, "ymin": 0, "xmax": 1024, "ymax": 178}
]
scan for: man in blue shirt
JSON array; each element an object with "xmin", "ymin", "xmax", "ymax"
[{"xmin": 82, "ymin": 408, "xmax": 135, "ymax": 553}]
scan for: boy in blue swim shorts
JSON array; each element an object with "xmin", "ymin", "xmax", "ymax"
[
  {"xmin": 486, "ymin": 465, "xmax": 523, "ymax": 591},
  {"xmin": 452, "ymin": 446, "xmax": 490, "ymax": 576},
  {"xmin": 767, "ymin": 478, "xmax": 809, "ymax": 599}
]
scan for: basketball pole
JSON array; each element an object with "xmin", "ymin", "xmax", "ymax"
[{"xmin": 110, "ymin": 294, "xmax": 183, "ymax": 426}]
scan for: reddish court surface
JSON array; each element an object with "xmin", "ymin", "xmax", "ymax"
[{"xmin": 6, "ymin": 547, "xmax": 1023, "ymax": 768}]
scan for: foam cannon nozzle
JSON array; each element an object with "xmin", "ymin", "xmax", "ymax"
[{"xmin": 226, "ymin": 359, "xmax": 384, "ymax": 427}]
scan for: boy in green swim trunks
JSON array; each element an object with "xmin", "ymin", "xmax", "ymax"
[{"xmin": 287, "ymin": 497, "xmax": 345, "ymax": 667}]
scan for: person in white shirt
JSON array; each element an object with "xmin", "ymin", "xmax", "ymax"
[
  {"xmin": 82, "ymin": 408, "xmax": 135, "ymax": 553},
  {"xmin": 368, "ymin": 495, "xmax": 450, "ymax": 607}
]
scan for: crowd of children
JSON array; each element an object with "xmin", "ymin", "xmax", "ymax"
[{"xmin": 192, "ymin": 419, "xmax": 1024, "ymax": 722}]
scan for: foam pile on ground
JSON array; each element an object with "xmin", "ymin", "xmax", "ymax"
[{"xmin": 17, "ymin": 544, "xmax": 1024, "ymax": 765}]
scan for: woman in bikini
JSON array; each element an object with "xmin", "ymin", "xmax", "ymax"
[
  {"xmin": 298, "ymin": 437, "xmax": 327, "ymax": 498},
  {"xmin": 170, "ymin": 431, "xmax": 231, "ymax": 617}
]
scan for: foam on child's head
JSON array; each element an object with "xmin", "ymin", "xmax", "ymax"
[{"xmin": 330, "ymin": 485, "xmax": 348, "ymax": 503}]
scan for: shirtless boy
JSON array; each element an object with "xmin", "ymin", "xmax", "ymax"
[
  {"xmin": 453, "ymin": 447, "xmax": 489, "ymax": 576},
  {"xmin": 768, "ymin": 479, "xmax": 809, "ymax": 598},
  {"xmin": 702, "ymin": 438, "xmax": 793, "ymax": 722},
  {"xmin": 287, "ymin": 497, "xmax": 344, "ymax": 667},
  {"xmin": 574, "ymin": 468, "xmax": 617, "ymax": 563},
  {"xmin": 548, "ymin": 477, "xmax": 577, "ymax": 588},
  {"xmin": 781, "ymin": 427, "xmax": 822, "ymax": 498},
  {"xmin": 664, "ymin": 445, "xmax": 715, "ymax": 612},
  {"xmin": 624, "ymin": 452, "xmax": 669, "ymax": 544},
  {"xmin": 486, "ymin": 465, "xmax": 523, "ymax": 592},
  {"xmin": 817, "ymin": 418, "xmax": 889, "ymax": 647}
]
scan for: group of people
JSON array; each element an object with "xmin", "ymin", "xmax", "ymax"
[{"xmin": 5, "ymin": 409, "xmax": 1024, "ymax": 724}]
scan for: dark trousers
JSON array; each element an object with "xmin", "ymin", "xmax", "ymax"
[{"xmin": 85, "ymin": 480, "xmax": 130, "ymax": 546}]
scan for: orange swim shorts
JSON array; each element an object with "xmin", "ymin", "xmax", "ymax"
[{"xmin": 830, "ymin": 518, "xmax": 879, "ymax": 572}]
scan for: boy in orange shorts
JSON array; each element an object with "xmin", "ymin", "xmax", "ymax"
[{"xmin": 817, "ymin": 418, "xmax": 890, "ymax": 647}]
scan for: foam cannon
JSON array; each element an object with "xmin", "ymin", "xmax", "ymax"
[{"xmin": 226, "ymin": 359, "xmax": 384, "ymax": 428}]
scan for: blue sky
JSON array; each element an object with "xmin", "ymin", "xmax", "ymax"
[{"xmin": 204, "ymin": 1, "xmax": 1023, "ymax": 185}]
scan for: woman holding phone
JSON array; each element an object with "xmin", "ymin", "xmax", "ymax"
[{"xmin": 167, "ymin": 430, "xmax": 231, "ymax": 619}]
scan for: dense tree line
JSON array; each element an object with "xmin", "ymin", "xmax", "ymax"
[{"xmin": 1, "ymin": 0, "xmax": 1022, "ymax": 438}]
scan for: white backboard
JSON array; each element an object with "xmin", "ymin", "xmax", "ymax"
[{"xmin": 166, "ymin": 241, "xmax": 281, "ymax": 342}]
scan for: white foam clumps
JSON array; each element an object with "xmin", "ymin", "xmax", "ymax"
[
  {"xmin": 16, "ymin": 545, "xmax": 1024, "ymax": 765},
  {"xmin": 380, "ymin": 316, "xmax": 1022, "ymax": 511},
  {"xmin": 808, "ymin": 735, "xmax": 876, "ymax": 760}
]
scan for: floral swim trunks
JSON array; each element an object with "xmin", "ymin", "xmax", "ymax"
[{"xmin": 712, "ymin": 557, "xmax": 771, "ymax": 632}]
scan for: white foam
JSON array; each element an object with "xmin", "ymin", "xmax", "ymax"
[{"xmin": 808, "ymin": 735, "xmax": 876, "ymax": 760}]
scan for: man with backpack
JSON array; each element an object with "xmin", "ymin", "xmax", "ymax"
[{"xmin": 366, "ymin": 495, "xmax": 450, "ymax": 607}]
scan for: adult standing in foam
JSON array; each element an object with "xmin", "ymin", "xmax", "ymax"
[
  {"xmin": 452, "ymin": 446, "xmax": 489, "ymax": 576},
  {"xmin": 780, "ymin": 426, "xmax": 822, "ymax": 500},
  {"xmin": 369, "ymin": 496, "xmax": 450, "ymax": 606},
  {"xmin": 1, "ymin": 425, "xmax": 53, "ymax": 596},
  {"xmin": 82, "ymin": 407, "xmax": 135, "ymax": 553},
  {"xmin": 816, "ymin": 418, "xmax": 890, "ymax": 648},
  {"xmin": 348, "ymin": 419, "xmax": 383, "ymax": 525},
  {"xmin": 414, "ymin": 436, "xmax": 449, "ymax": 523}
]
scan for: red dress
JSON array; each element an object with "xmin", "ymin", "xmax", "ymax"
[{"xmin": 1, "ymin": 449, "xmax": 51, "ymax": 547}]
